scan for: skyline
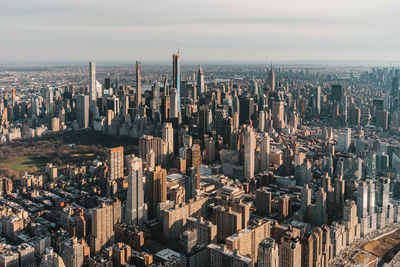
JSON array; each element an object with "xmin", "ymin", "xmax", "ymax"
[{"xmin": 1, "ymin": 0, "xmax": 400, "ymax": 62}]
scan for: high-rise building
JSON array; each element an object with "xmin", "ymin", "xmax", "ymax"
[
  {"xmin": 162, "ymin": 122, "xmax": 174, "ymax": 156},
  {"xmin": 256, "ymin": 187, "xmax": 272, "ymax": 216},
  {"xmin": 279, "ymin": 237, "xmax": 302, "ymax": 267},
  {"xmin": 89, "ymin": 62, "xmax": 96, "ymax": 101},
  {"xmin": 136, "ymin": 61, "xmax": 142, "ymax": 108},
  {"xmin": 170, "ymin": 87, "xmax": 179, "ymax": 118},
  {"xmin": 77, "ymin": 95, "xmax": 89, "ymax": 129},
  {"xmin": 239, "ymin": 96, "xmax": 254, "ymax": 125},
  {"xmin": 313, "ymin": 86, "xmax": 321, "ymax": 115},
  {"xmin": 267, "ymin": 65, "xmax": 276, "ymax": 91},
  {"xmin": 40, "ymin": 248, "xmax": 66, "ymax": 267},
  {"xmin": 376, "ymin": 177, "xmax": 390, "ymax": 208},
  {"xmin": 185, "ymin": 167, "xmax": 198, "ymax": 202},
  {"xmin": 112, "ymin": 243, "xmax": 132, "ymax": 267},
  {"xmin": 186, "ymin": 144, "xmax": 202, "ymax": 188},
  {"xmin": 244, "ymin": 125, "xmax": 255, "ymax": 179},
  {"xmin": 260, "ymin": 133, "xmax": 270, "ymax": 172},
  {"xmin": 173, "ymin": 52, "xmax": 181, "ymax": 113},
  {"xmin": 257, "ymin": 238, "xmax": 279, "ymax": 267},
  {"xmin": 197, "ymin": 65, "xmax": 205, "ymax": 97},
  {"xmin": 126, "ymin": 156, "xmax": 144, "ymax": 229},
  {"xmin": 315, "ymin": 188, "xmax": 327, "ymax": 226},
  {"xmin": 107, "ymin": 146, "xmax": 124, "ymax": 182},
  {"xmin": 62, "ymin": 237, "xmax": 85, "ymax": 267},
  {"xmin": 272, "ymin": 101, "xmax": 285, "ymax": 130},
  {"xmin": 139, "ymin": 135, "xmax": 165, "ymax": 166},
  {"xmin": 91, "ymin": 201, "xmax": 121, "ymax": 254},
  {"xmin": 208, "ymin": 244, "xmax": 254, "ymax": 267},
  {"xmin": 148, "ymin": 166, "xmax": 167, "ymax": 219},
  {"xmin": 331, "ymin": 84, "xmax": 343, "ymax": 102},
  {"xmin": 391, "ymin": 76, "xmax": 399, "ymax": 99}
]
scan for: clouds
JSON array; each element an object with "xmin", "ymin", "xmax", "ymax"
[{"xmin": 1, "ymin": 0, "xmax": 400, "ymax": 61}]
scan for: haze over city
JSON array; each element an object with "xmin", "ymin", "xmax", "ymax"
[
  {"xmin": 1, "ymin": 0, "xmax": 400, "ymax": 61},
  {"xmin": 1, "ymin": 1, "xmax": 400, "ymax": 267}
]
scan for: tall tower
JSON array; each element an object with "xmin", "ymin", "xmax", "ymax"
[
  {"xmin": 258, "ymin": 238, "xmax": 279, "ymax": 267},
  {"xmin": 244, "ymin": 125, "xmax": 255, "ymax": 179},
  {"xmin": 162, "ymin": 122, "xmax": 174, "ymax": 156},
  {"xmin": 279, "ymin": 237, "xmax": 301, "ymax": 267},
  {"xmin": 77, "ymin": 95, "xmax": 89, "ymax": 129},
  {"xmin": 126, "ymin": 156, "xmax": 144, "ymax": 229},
  {"xmin": 89, "ymin": 62, "xmax": 96, "ymax": 101},
  {"xmin": 315, "ymin": 187, "xmax": 327, "ymax": 226},
  {"xmin": 172, "ymin": 52, "xmax": 181, "ymax": 112},
  {"xmin": 136, "ymin": 61, "xmax": 142, "ymax": 108},
  {"xmin": 107, "ymin": 147, "xmax": 124, "ymax": 182},
  {"xmin": 148, "ymin": 166, "xmax": 167, "ymax": 219},
  {"xmin": 62, "ymin": 237, "xmax": 84, "ymax": 267},
  {"xmin": 170, "ymin": 87, "xmax": 179, "ymax": 118},
  {"xmin": 197, "ymin": 65, "xmax": 204, "ymax": 97},
  {"xmin": 267, "ymin": 64, "xmax": 276, "ymax": 91},
  {"xmin": 260, "ymin": 133, "xmax": 270, "ymax": 172}
]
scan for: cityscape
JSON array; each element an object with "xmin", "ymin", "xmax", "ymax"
[{"xmin": 2, "ymin": 1, "xmax": 400, "ymax": 267}]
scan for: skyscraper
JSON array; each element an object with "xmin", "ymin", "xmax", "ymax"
[
  {"xmin": 197, "ymin": 65, "xmax": 205, "ymax": 97},
  {"xmin": 258, "ymin": 238, "xmax": 279, "ymax": 267},
  {"xmin": 256, "ymin": 187, "xmax": 272, "ymax": 216},
  {"xmin": 89, "ymin": 62, "xmax": 96, "ymax": 101},
  {"xmin": 41, "ymin": 248, "xmax": 66, "ymax": 267},
  {"xmin": 313, "ymin": 86, "xmax": 321, "ymax": 115},
  {"xmin": 279, "ymin": 237, "xmax": 302, "ymax": 267},
  {"xmin": 62, "ymin": 237, "xmax": 85, "ymax": 267},
  {"xmin": 162, "ymin": 122, "xmax": 174, "ymax": 156},
  {"xmin": 173, "ymin": 52, "xmax": 181, "ymax": 113},
  {"xmin": 331, "ymin": 84, "xmax": 343, "ymax": 102},
  {"xmin": 148, "ymin": 166, "xmax": 167, "ymax": 219},
  {"xmin": 77, "ymin": 95, "xmax": 89, "ymax": 129},
  {"xmin": 126, "ymin": 156, "xmax": 144, "ymax": 229},
  {"xmin": 267, "ymin": 65, "xmax": 276, "ymax": 91},
  {"xmin": 244, "ymin": 125, "xmax": 255, "ymax": 179},
  {"xmin": 260, "ymin": 133, "xmax": 270, "ymax": 172},
  {"xmin": 136, "ymin": 61, "xmax": 142, "ymax": 108},
  {"xmin": 315, "ymin": 188, "xmax": 327, "ymax": 226},
  {"xmin": 91, "ymin": 201, "xmax": 121, "ymax": 254},
  {"xmin": 170, "ymin": 87, "xmax": 179, "ymax": 118},
  {"xmin": 272, "ymin": 101, "xmax": 285, "ymax": 130},
  {"xmin": 107, "ymin": 146, "xmax": 124, "ymax": 182}
]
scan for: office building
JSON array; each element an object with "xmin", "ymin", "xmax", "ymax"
[
  {"xmin": 77, "ymin": 95, "xmax": 89, "ymax": 129},
  {"xmin": 279, "ymin": 237, "xmax": 301, "ymax": 267},
  {"xmin": 136, "ymin": 61, "xmax": 141, "ymax": 108},
  {"xmin": 107, "ymin": 146, "xmax": 124, "ymax": 181},
  {"xmin": 244, "ymin": 125, "xmax": 255, "ymax": 179},
  {"xmin": 148, "ymin": 166, "xmax": 167, "ymax": 219},
  {"xmin": 126, "ymin": 156, "xmax": 145, "ymax": 229},
  {"xmin": 256, "ymin": 187, "xmax": 272, "ymax": 216},
  {"xmin": 89, "ymin": 62, "xmax": 96, "ymax": 101},
  {"xmin": 173, "ymin": 52, "xmax": 181, "ymax": 112},
  {"xmin": 197, "ymin": 65, "xmax": 205, "ymax": 97},
  {"xmin": 257, "ymin": 238, "xmax": 279, "ymax": 267}
]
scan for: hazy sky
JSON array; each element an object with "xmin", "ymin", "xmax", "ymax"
[{"xmin": 1, "ymin": 0, "xmax": 400, "ymax": 62}]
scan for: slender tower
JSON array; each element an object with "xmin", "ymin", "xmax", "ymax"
[
  {"xmin": 172, "ymin": 52, "xmax": 181, "ymax": 112},
  {"xmin": 136, "ymin": 61, "xmax": 142, "ymax": 108},
  {"xmin": 197, "ymin": 65, "xmax": 204, "ymax": 97},
  {"xmin": 89, "ymin": 62, "xmax": 96, "ymax": 101},
  {"xmin": 126, "ymin": 156, "xmax": 144, "ymax": 229}
]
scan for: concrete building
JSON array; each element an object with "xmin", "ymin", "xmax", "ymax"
[
  {"xmin": 257, "ymin": 238, "xmax": 279, "ymax": 267},
  {"xmin": 126, "ymin": 156, "xmax": 145, "ymax": 229},
  {"xmin": 147, "ymin": 166, "xmax": 167, "ymax": 219},
  {"xmin": 106, "ymin": 146, "xmax": 124, "ymax": 182}
]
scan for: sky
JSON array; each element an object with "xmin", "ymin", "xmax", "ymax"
[{"xmin": 1, "ymin": 0, "xmax": 400, "ymax": 62}]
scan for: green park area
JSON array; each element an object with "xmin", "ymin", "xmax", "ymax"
[{"xmin": 0, "ymin": 155, "xmax": 50, "ymax": 172}]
